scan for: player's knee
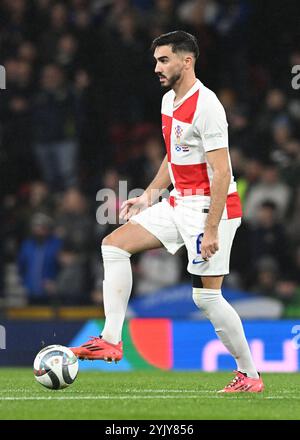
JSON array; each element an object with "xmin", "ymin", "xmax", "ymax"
[
  {"xmin": 191, "ymin": 276, "xmax": 207, "ymax": 309},
  {"xmin": 102, "ymin": 233, "xmax": 115, "ymax": 247},
  {"xmin": 192, "ymin": 289, "xmax": 206, "ymax": 310},
  {"xmin": 101, "ymin": 233, "xmax": 132, "ymax": 256},
  {"xmin": 192, "ymin": 287, "xmax": 221, "ymax": 310},
  {"xmin": 102, "ymin": 232, "xmax": 125, "ymax": 249}
]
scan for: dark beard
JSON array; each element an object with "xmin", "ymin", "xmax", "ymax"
[{"xmin": 160, "ymin": 72, "xmax": 181, "ymax": 89}]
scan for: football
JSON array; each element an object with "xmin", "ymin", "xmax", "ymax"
[{"xmin": 33, "ymin": 345, "xmax": 78, "ymax": 390}]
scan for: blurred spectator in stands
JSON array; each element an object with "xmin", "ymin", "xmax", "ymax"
[
  {"xmin": 234, "ymin": 156, "xmax": 263, "ymax": 206},
  {"xmin": 219, "ymin": 88, "xmax": 254, "ymax": 157},
  {"xmin": 122, "ymin": 130, "xmax": 164, "ymax": 189},
  {"xmin": 39, "ymin": 2, "xmax": 70, "ymax": 62},
  {"xmin": 55, "ymin": 33, "xmax": 79, "ymax": 79},
  {"xmin": 26, "ymin": 181, "xmax": 53, "ymax": 214},
  {"xmin": 287, "ymin": 187, "xmax": 300, "ymax": 243},
  {"xmin": 255, "ymin": 89, "xmax": 288, "ymax": 151},
  {"xmin": 104, "ymin": 0, "xmax": 140, "ymax": 30},
  {"xmin": 275, "ymin": 280, "xmax": 298, "ymax": 306},
  {"xmin": 271, "ymin": 138, "xmax": 300, "ymax": 188},
  {"xmin": 251, "ymin": 257, "xmax": 279, "ymax": 297},
  {"xmin": 270, "ymin": 116, "xmax": 293, "ymax": 160},
  {"xmin": 290, "ymin": 246, "xmax": 300, "ymax": 286},
  {"xmin": 17, "ymin": 40, "xmax": 38, "ymax": 67},
  {"xmin": 73, "ymin": 69, "xmax": 110, "ymax": 190},
  {"xmin": 17, "ymin": 181, "xmax": 54, "ymax": 238},
  {"xmin": 228, "ymin": 105, "xmax": 253, "ymax": 157},
  {"xmin": 252, "ymin": 255, "xmax": 297, "ymax": 305},
  {"xmin": 93, "ymin": 167, "xmax": 124, "ymax": 303},
  {"xmin": 177, "ymin": 0, "xmax": 219, "ymax": 88},
  {"xmin": 143, "ymin": 135, "xmax": 165, "ymax": 184},
  {"xmin": 135, "ymin": 248, "xmax": 182, "ymax": 295},
  {"xmin": 229, "ymin": 147, "xmax": 245, "ymax": 179},
  {"xmin": 32, "ymin": 64, "xmax": 79, "ymax": 191},
  {"xmin": 243, "ymin": 162, "xmax": 291, "ymax": 224},
  {"xmin": 243, "ymin": 157, "xmax": 264, "ymax": 185},
  {"xmin": 228, "ymin": 218, "xmax": 251, "ymax": 289},
  {"xmin": 145, "ymin": 0, "xmax": 182, "ymax": 32},
  {"xmin": 55, "ymin": 188, "xmax": 94, "ymax": 256},
  {"xmin": 90, "ymin": 254, "xmax": 104, "ymax": 306},
  {"xmin": 218, "ymin": 86, "xmax": 236, "ymax": 108},
  {"xmin": 51, "ymin": 243, "xmax": 90, "ymax": 305},
  {"xmin": 178, "ymin": 0, "xmax": 218, "ymax": 28},
  {"xmin": 18, "ymin": 212, "xmax": 62, "ymax": 304},
  {"xmin": 247, "ymin": 200, "xmax": 290, "ymax": 272},
  {"xmin": 0, "ymin": 58, "xmax": 36, "ymax": 193},
  {"xmin": 71, "ymin": 6, "xmax": 98, "ymax": 73},
  {"xmin": 95, "ymin": 168, "xmax": 122, "ymax": 241},
  {"xmin": 102, "ymin": 8, "xmax": 148, "ymax": 124},
  {"xmin": 0, "ymin": 0, "xmax": 33, "ymax": 58}
]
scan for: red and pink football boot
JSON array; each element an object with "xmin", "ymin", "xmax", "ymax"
[
  {"xmin": 218, "ymin": 371, "xmax": 264, "ymax": 393},
  {"xmin": 70, "ymin": 336, "xmax": 123, "ymax": 363}
]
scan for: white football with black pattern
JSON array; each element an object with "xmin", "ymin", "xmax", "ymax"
[{"xmin": 33, "ymin": 345, "xmax": 78, "ymax": 390}]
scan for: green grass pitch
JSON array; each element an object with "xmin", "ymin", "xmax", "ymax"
[{"xmin": 0, "ymin": 368, "xmax": 299, "ymax": 420}]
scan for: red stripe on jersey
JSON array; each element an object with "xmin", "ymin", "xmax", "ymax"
[
  {"xmin": 171, "ymin": 162, "xmax": 210, "ymax": 196},
  {"xmin": 226, "ymin": 192, "xmax": 242, "ymax": 219},
  {"xmin": 173, "ymin": 90, "xmax": 199, "ymax": 124},
  {"xmin": 162, "ymin": 114, "xmax": 172, "ymax": 160}
]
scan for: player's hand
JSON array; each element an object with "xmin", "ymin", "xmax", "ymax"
[
  {"xmin": 201, "ymin": 226, "xmax": 219, "ymax": 260},
  {"xmin": 119, "ymin": 193, "xmax": 150, "ymax": 221}
]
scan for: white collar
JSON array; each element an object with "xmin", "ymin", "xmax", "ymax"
[{"xmin": 173, "ymin": 79, "xmax": 201, "ymax": 109}]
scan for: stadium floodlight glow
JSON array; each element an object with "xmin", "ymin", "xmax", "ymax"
[
  {"xmin": 0, "ymin": 326, "xmax": 6, "ymax": 350},
  {"xmin": 0, "ymin": 66, "xmax": 6, "ymax": 90}
]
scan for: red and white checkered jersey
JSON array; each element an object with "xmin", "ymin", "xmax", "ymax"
[{"xmin": 161, "ymin": 79, "xmax": 242, "ymax": 219}]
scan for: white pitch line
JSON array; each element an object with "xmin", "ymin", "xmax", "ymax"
[
  {"xmin": 123, "ymin": 389, "xmax": 214, "ymax": 393},
  {"xmin": 0, "ymin": 388, "xmax": 280, "ymax": 394},
  {"xmin": 0, "ymin": 395, "xmax": 300, "ymax": 401},
  {"xmin": 1, "ymin": 388, "xmax": 299, "ymax": 395},
  {"xmin": 0, "ymin": 395, "xmax": 213, "ymax": 401},
  {"xmin": 0, "ymin": 389, "xmax": 215, "ymax": 394}
]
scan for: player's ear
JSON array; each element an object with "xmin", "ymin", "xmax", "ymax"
[{"xmin": 184, "ymin": 55, "xmax": 194, "ymax": 69}]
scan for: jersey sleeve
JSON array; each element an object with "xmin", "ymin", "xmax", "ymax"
[{"xmin": 194, "ymin": 94, "xmax": 229, "ymax": 152}]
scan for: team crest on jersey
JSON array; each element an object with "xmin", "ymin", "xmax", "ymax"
[{"xmin": 174, "ymin": 125, "xmax": 183, "ymax": 143}]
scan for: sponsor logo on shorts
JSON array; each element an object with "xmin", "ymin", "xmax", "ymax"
[{"xmin": 192, "ymin": 258, "xmax": 206, "ymax": 264}]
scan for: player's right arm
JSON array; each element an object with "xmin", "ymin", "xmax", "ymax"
[{"xmin": 120, "ymin": 154, "xmax": 171, "ymax": 221}]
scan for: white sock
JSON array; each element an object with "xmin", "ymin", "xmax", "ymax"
[
  {"xmin": 100, "ymin": 245, "xmax": 132, "ymax": 345},
  {"xmin": 193, "ymin": 288, "xmax": 259, "ymax": 379}
]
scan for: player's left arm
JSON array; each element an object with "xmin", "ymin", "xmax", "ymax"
[{"xmin": 201, "ymin": 148, "xmax": 231, "ymax": 260}]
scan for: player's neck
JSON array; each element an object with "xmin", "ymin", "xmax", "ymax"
[{"xmin": 173, "ymin": 75, "xmax": 197, "ymax": 105}]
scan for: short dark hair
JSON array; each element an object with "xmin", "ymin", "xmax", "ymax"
[
  {"xmin": 151, "ymin": 30, "xmax": 199, "ymax": 60},
  {"xmin": 260, "ymin": 200, "xmax": 277, "ymax": 211}
]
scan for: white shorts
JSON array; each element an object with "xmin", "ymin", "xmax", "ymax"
[{"xmin": 130, "ymin": 197, "xmax": 241, "ymax": 276}]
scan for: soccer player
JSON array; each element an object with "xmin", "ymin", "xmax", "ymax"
[{"xmin": 71, "ymin": 31, "xmax": 264, "ymax": 393}]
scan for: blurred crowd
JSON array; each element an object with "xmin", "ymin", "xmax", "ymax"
[{"xmin": 0, "ymin": 0, "xmax": 300, "ymax": 314}]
